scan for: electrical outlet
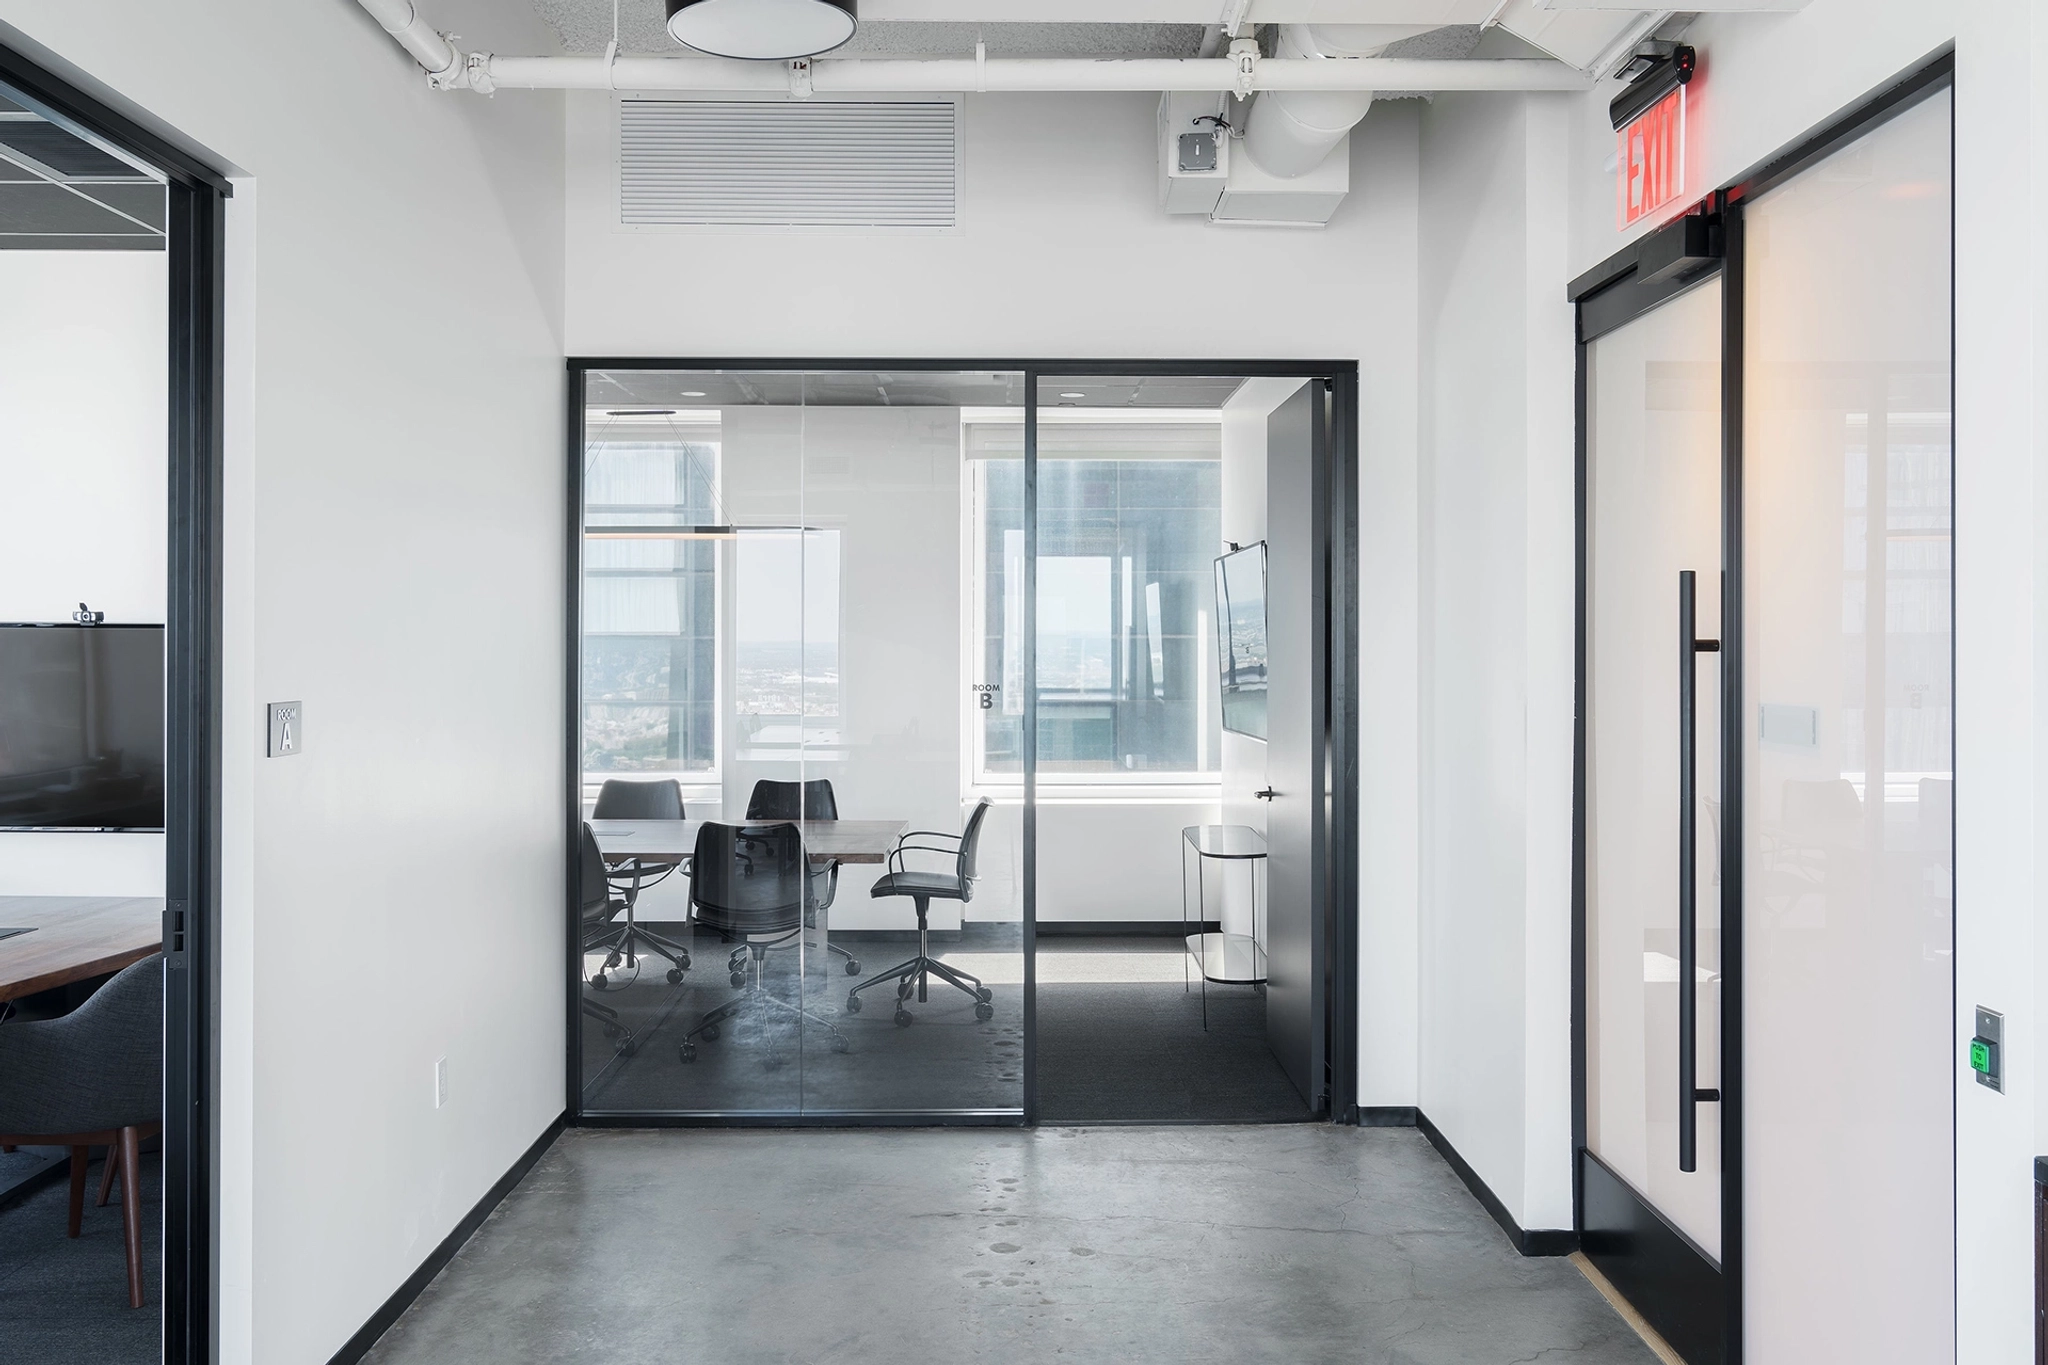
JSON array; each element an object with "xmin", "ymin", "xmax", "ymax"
[{"xmin": 434, "ymin": 1056, "xmax": 449, "ymax": 1109}]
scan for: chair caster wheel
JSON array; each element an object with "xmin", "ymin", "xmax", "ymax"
[
  {"xmin": 975, "ymin": 1002, "xmax": 995, "ymax": 1022},
  {"xmin": 679, "ymin": 952, "xmax": 691, "ymax": 969},
  {"xmin": 678, "ymin": 1043, "xmax": 697, "ymax": 1062},
  {"xmin": 894, "ymin": 1009, "xmax": 914, "ymax": 1027},
  {"xmin": 666, "ymin": 968, "xmax": 686, "ymax": 985},
  {"xmin": 897, "ymin": 981, "xmax": 914, "ymax": 1001},
  {"xmin": 845, "ymin": 993, "xmax": 862, "ymax": 1013},
  {"xmin": 832, "ymin": 1037, "xmax": 850, "ymax": 1053},
  {"xmin": 702, "ymin": 1023, "xmax": 721, "ymax": 1041},
  {"xmin": 977, "ymin": 987, "xmax": 993, "ymax": 1003},
  {"xmin": 590, "ymin": 973, "xmax": 608, "ymax": 990},
  {"xmin": 620, "ymin": 1039, "xmax": 639, "ymax": 1056},
  {"xmin": 845, "ymin": 958, "xmax": 861, "ymax": 975},
  {"xmin": 730, "ymin": 971, "xmax": 746, "ymax": 988}
]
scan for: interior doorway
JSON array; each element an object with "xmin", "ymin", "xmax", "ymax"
[
  {"xmin": 1024, "ymin": 368, "xmax": 1349, "ymax": 1125},
  {"xmin": 0, "ymin": 40, "xmax": 229, "ymax": 1365}
]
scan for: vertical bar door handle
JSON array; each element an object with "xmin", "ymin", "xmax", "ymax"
[{"xmin": 1678, "ymin": 571, "xmax": 1721, "ymax": 1173}]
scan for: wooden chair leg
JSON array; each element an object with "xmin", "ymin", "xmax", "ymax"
[
  {"xmin": 98, "ymin": 1140, "xmax": 120, "ymax": 1207},
  {"xmin": 119, "ymin": 1125, "xmax": 143, "ymax": 1309},
  {"xmin": 68, "ymin": 1145, "xmax": 88, "ymax": 1237}
]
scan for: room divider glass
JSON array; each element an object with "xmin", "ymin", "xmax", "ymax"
[{"xmin": 574, "ymin": 368, "xmax": 1027, "ymax": 1119}]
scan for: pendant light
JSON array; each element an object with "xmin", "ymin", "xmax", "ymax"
[{"xmin": 664, "ymin": 0, "xmax": 857, "ymax": 61}]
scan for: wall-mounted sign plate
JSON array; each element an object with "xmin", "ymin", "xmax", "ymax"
[{"xmin": 267, "ymin": 701, "xmax": 303, "ymax": 757}]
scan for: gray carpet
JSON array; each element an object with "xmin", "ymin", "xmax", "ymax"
[
  {"xmin": 1037, "ymin": 978, "xmax": 1310, "ymax": 1122},
  {"xmin": 0, "ymin": 1146, "xmax": 160, "ymax": 1361}
]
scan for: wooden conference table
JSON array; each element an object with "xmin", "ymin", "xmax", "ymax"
[
  {"xmin": 0, "ymin": 896, "xmax": 165, "ymax": 1003},
  {"xmin": 590, "ymin": 818, "xmax": 909, "ymax": 866}
]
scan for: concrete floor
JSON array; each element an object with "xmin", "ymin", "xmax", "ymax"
[{"xmin": 365, "ymin": 1125, "xmax": 1655, "ymax": 1365}]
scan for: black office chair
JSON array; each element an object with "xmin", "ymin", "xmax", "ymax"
[
  {"xmin": 589, "ymin": 778, "xmax": 692, "ymax": 981},
  {"xmin": 746, "ymin": 778, "xmax": 860, "ymax": 977},
  {"xmin": 849, "ymin": 798, "xmax": 995, "ymax": 1026},
  {"xmin": 578, "ymin": 823, "xmax": 638, "ymax": 1054},
  {"xmin": 678, "ymin": 821, "xmax": 847, "ymax": 1062}
]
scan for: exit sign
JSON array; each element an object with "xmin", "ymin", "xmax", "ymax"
[{"xmin": 1618, "ymin": 85, "xmax": 1686, "ymax": 229}]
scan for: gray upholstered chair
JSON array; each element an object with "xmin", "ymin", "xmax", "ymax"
[{"xmin": 0, "ymin": 952, "xmax": 163, "ymax": 1308}]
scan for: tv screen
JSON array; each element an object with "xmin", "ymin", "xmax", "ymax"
[
  {"xmin": 0, "ymin": 624, "xmax": 165, "ymax": 830},
  {"xmin": 1214, "ymin": 542, "xmax": 1268, "ymax": 741}
]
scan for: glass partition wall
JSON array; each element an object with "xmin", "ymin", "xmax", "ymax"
[
  {"xmin": 571, "ymin": 364, "xmax": 1350, "ymax": 1124},
  {"xmin": 575, "ymin": 370, "xmax": 1029, "ymax": 1118}
]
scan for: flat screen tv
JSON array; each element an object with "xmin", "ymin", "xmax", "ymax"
[
  {"xmin": 1214, "ymin": 542, "xmax": 1268, "ymax": 741},
  {"xmin": 0, "ymin": 623, "xmax": 165, "ymax": 830}
]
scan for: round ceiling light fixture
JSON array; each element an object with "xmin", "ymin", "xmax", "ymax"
[{"xmin": 664, "ymin": 0, "xmax": 857, "ymax": 61}]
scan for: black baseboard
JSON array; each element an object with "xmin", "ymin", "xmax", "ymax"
[
  {"xmin": 1414, "ymin": 1109, "xmax": 1577, "ymax": 1258},
  {"xmin": 1036, "ymin": 921, "xmax": 1218, "ymax": 936},
  {"xmin": 325, "ymin": 1113, "xmax": 566, "ymax": 1365},
  {"xmin": 1357, "ymin": 1105, "xmax": 1418, "ymax": 1128}
]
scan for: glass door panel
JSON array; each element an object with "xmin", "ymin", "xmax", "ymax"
[
  {"xmin": 578, "ymin": 370, "xmax": 807, "ymax": 1116},
  {"xmin": 1585, "ymin": 278, "xmax": 1724, "ymax": 1255},
  {"xmin": 795, "ymin": 371, "xmax": 1026, "ymax": 1115},
  {"xmin": 1740, "ymin": 90, "xmax": 1954, "ymax": 1361}
]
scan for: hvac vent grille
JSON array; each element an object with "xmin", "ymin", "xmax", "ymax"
[{"xmin": 620, "ymin": 100, "xmax": 958, "ymax": 229}]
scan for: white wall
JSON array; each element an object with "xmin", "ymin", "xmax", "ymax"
[
  {"xmin": 566, "ymin": 86, "xmax": 1427, "ymax": 1103},
  {"xmin": 0, "ymin": 5, "xmax": 568, "ymax": 1364},
  {"xmin": 0, "ymin": 250, "xmax": 166, "ymax": 897},
  {"xmin": 1414, "ymin": 89, "xmax": 1576, "ymax": 1231}
]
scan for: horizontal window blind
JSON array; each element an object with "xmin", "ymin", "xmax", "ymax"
[{"xmin": 620, "ymin": 100, "xmax": 957, "ymax": 228}]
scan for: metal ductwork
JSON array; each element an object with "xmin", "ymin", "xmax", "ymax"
[{"xmin": 1243, "ymin": 24, "xmax": 1430, "ymax": 179}]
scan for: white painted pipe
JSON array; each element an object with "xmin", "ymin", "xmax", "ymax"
[
  {"xmin": 475, "ymin": 54, "xmax": 1589, "ymax": 95},
  {"xmin": 356, "ymin": 0, "xmax": 462, "ymax": 81}
]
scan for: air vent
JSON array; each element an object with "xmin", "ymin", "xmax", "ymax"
[{"xmin": 620, "ymin": 100, "xmax": 958, "ymax": 229}]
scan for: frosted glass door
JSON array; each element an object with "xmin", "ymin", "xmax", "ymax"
[
  {"xmin": 1741, "ymin": 90, "xmax": 1953, "ymax": 1362},
  {"xmin": 1585, "ymin": 277, "xmax": 1724, "ymax": 1255}
]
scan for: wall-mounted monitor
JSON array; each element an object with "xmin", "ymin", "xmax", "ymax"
[
  {"xmin": 1213, "ymin": 541, "xmax": 1268, "ymax": 741},
  {"xmin": 0, "ymin": 623, "xmax": 165, "ymax": 831}
]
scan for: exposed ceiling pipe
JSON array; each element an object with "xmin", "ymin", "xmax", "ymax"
[
  {"xmin": 356, "ymin": 0, "xmax": 465, "ymax": 87},
  {"xmin": 465, "ymin": 53, "xmax": 1587, "ymax": 94},
  {"xmin": 352, "ymin": 0, "xmax": 1589, "ymax": 97}
]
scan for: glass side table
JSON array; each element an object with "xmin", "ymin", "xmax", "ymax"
[{"xmin": 1181, "ymin": 824, "xmax": 1268, "ymax": 1029}]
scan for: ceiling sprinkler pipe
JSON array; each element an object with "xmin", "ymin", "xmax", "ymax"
[{"xmin": 1243, "ymin": 24, "xmax": 1429, "ymax": 178}]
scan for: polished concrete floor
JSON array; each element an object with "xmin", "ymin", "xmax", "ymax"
[{"xmin": 364, "ymin": 1125, "xmax": 1656, "ymax": 1365}]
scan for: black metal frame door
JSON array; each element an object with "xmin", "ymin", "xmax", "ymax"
[{"xmin": 0, "ymin": 39, "xmax": 233, "ymax": 1365}]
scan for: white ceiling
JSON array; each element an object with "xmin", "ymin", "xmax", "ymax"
[{"xmin": 533, "ymin": 0, "xmax": 1504, "ymax": 56}]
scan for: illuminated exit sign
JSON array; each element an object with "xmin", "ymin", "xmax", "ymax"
[{"xmin": 1618, "ymin": 86, "xmax": 1686, "ymax": 229}]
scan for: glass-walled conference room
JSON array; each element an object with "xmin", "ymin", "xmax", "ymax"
[{"xmin": 570, "ymin": 364, "xmax": 1343, "ymax": 1122}]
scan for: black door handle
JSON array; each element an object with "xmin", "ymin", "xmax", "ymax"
[
  {"xmin": 1678, "ymin": 570, "xmax": 1720, "ymax": 1173},
  {"xmin": 1255, "ymin": 788, "xmax": 1275, "ymax": 802}
]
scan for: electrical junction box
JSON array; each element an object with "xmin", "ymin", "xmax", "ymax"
[
  {"xmin": 1158, "ymin": 92, "xmax": 1229, "ymax": 215},
  {"xmin": 1212, "ymin": 130, "xmax": 1351, "ymax": 227}
]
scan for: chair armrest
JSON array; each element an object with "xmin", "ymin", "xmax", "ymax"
[{"xmin": 889, "ymin": 842, "xmax": 964, "ymax": 875}]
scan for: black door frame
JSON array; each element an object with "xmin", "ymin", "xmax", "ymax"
[
  {"xmin": 0, "ymin": 40, "xmax": 232, "ymax": 1365},
  {"xmin": 563, "ymin": 357, "xmax": 1359, "ymax": 1127},
  {"xmin": 1568, "ymin": 48, "xmax": 1954, "ymax": 1365}
]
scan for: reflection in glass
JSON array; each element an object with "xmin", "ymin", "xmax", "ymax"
[
  {"xmin": 578, "ymin": 370, "xmax": 1027, "ymax": 1118},
  {"xmin": 1740, "ymin": 90, "xmax": 1953, "ymax": 1362}
]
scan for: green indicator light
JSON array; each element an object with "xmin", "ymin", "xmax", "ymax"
[{"xmin": 1970, "ymin": 1039, "xmax": 1992, "ymax": 1074}]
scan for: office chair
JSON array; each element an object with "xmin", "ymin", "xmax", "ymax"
[
  {"xmin": 848, "ymin": 798, "xmax": 996, "ymax": 1026},
  {"xmin": 0, "ymin": 953, "xmax": 164, "ymax": 1308},
  {"xmin": 588, "ymin": 778, "xmax": 692, "ymax": 982},
  {"xmin": 678, "ymin": 821, "xmax": 848, "ymax": 1063},
  {"xmin": 746, "ymin": 778, "xmax": 860, "ymax": 977},
  {"xmin": 578, "ymin": 823, "xmax": 637, "ymax": 1054}
]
